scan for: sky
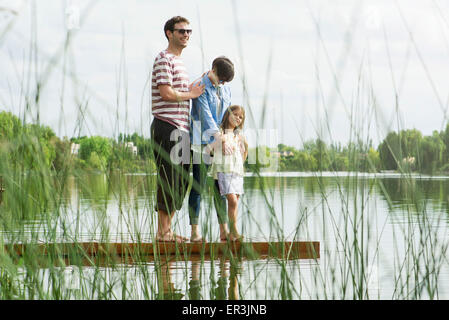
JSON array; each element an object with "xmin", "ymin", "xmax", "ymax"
[{"xmin": 0, "ymin": 0, "xmax": 449, "ymax": 149}]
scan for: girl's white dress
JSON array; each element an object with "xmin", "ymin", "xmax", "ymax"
[{"xmin": 211, "ymin": 131, "xmax": 245, "ymax": 196}]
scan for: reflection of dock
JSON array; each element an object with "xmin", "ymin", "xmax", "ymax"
[{"xmin": 6, "ymin": 241, "xmax": 320, "ymax": 261}]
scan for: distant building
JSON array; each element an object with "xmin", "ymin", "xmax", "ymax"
[
  {"xmin": 70, "ymin": 143, "xmax": 80, "ymax": 155},
  {"xmin": 125, "ymin": 142, "xmax": 138, "ymax": 156},
  {"xmin": 402, "ymin": 156, "xmax": 416, "ymax": 165},
  {"xmin": 271, "ymin": 151, "xmax": 294, "ymax": 158}
]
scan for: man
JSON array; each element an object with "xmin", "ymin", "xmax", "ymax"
[
  {"xmin": 151, "ymin": 16, "xmax": 204, "ymax": 243},
  {"xmin": 188, "ymin": 56, "xmax": 235, "ymax": 242}
]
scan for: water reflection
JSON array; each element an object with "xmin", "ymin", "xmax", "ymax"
[
  {"xmin": 189, "ymin": 261, "xmax": 202, "ymax": 300},
  {"xmin": 154, "ymin": 257, "xmax": 242, "ymax": 300},
  {"xmin": 5, "ymin": 172, "xmax": 449, "ymax": 235},
  {"xmin": 155, "ymin": 261, "xmax": 184, "ymax": 300},
  {"xmin": 209, "ymin": 258, "xmax": 241, "ymax": 300},
  {"xmin": 4, "ymin": 172, "xmax": 449, "ymax": 299}
]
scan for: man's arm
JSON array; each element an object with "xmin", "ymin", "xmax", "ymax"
[{"xmin": 159, "ymin": 81, "xmax": 204, "ymax": 102}]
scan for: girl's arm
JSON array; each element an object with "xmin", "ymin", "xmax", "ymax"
[{"xmin": 239, "ymin": 135, "xmax": 248, "ymax": 161}]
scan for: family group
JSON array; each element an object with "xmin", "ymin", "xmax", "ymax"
[{"xmin": 151, "ymin": 16, "xmax": 248, "ymax": 244}]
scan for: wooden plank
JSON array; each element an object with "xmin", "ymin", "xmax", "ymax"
[{"xmin": 5, "ymin": 241, "xmax": 320, "ymax": 261}]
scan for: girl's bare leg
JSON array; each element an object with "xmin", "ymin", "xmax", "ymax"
[{"xmin": 227, "ymin": 194, "xmax": 241, "ymax": 240}]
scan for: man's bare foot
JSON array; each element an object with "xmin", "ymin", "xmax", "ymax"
[{"xmin": 156, "ymin": 231, "xmax": 188, "ymax": 243}]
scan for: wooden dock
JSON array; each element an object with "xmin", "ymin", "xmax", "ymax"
[{"xmin": 5, "ymin": 240, "xmax": 320, "ymax": 262}]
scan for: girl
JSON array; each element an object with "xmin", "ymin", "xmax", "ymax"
[{"xmin": 207, "ymin": 105, "xmax": 248, "ymax": 241}]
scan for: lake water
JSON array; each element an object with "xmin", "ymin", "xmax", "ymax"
[{"xmin": 4, "ymin": 172, "xmax": 449, "ymax": 299}]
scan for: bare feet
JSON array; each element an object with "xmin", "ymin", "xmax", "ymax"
[
  {"xmin": 219, "ymin": 224, "xmax": 230, "ymax": 242},
  {"xmin": 156, "ymin": 231, "xmax": 188, "ymax": 243},
  {"xmin": 190, "ymin": 233, "xmax": 207, "ymax": 243},
  {"xmin": 190, "ymin": 225, "xmax": 206, "ymax": 243},
  {"xmin": 228, "ymin": 232, "xmax": 243, "ymax": 242},
  {"xmin": 220, "ymin": 233, "xmax": 244, "ymax": 242},
  {"xmin": 220, "ymin": 231, "xmax": 230, "ymax": 242}
]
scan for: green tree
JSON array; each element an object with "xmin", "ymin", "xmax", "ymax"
[
  {"xmin": 0, "ymin": 111, "xmax": 22, "ymax": 140},
  {"xmin": 440, "ymin": 123, "xmax": 449, "ymax": 164},
  {"xmin": 53, "ymin": 137, "xmax": 73, "ymax": 172},
  {"xmin": 366, "ymin": 147, "xmax": 381, "ymax": 172},
  {"xmin": 417, "ymin": 131, "xmax": 445, "ymax": 173},
  {"xmin": 378, "ymin": 129, "xmax": 424, "ymax": 171},
  {"xmin": 0, "ymin": 112, "xmax": 59, "ymax": 170},
  {"xmin": 79, "ymin": 136, "xmax": 112, "ymax": 170},
  {"xmin": 310, "ymin": 139, "xmax": 330, "ymax": 171},
  {"xmin": 294, "ymin": 151, "xmax": 317, "ymax": 171},
  {"xmin": 400, "ymin": 129, "xmax": 423, "ymax": 159},
  {"xmin": 24, "ymin": 124, "xmax": 58, "ymax": 167},
  {"xmin": 330, "ymin": 153, "xmax": 349, "ymax": 171},
  {"xmin": 378, "ymin": 132, "xmax": 401, "ymax": 170}
]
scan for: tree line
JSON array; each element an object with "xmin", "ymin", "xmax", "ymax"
[{"xmin": 1, "ymin": 111, "xmax": 448, "ymax": 174}]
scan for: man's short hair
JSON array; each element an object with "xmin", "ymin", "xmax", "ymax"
[
  {"xmin": 164, "ymin": 16, "xmax": 190, "ymax": 40},
  {"xmin": 212, "ymin": 56, "xmax": 235, "ymax": 82}
]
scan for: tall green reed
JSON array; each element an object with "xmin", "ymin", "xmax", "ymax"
[{"xmin": 1, "ymin": 1, "xmax": 448, "ymax": 300}]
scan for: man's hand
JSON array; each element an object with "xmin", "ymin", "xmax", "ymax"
[
  {"xmin": 189, "ymin": 81, "xmax": 205, "ymax": 99},
  {"xmin": 222, "ymin": 140, "xmax": 234, "ymax": 155},
  {"xmin": 159, "ymin": 82, "xmax": 204, "ymax": 101},
  {"xmin": 213, "ymin": 132, "xmax": 233, "ymax": 155}
]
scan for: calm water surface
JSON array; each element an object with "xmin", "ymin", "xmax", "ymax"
[{"xmin": 6, "ymin": 172, "xmax": 449, "ymax": 299}]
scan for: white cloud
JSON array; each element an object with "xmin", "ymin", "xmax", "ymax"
[{"xmin": 1, "ymin": 0, "xmax": 448, "ymax": 148}]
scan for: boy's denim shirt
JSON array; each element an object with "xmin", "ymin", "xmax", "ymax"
[{"xmin": 190, "ymin": 72, "xmax": 231, "ymax": 146}]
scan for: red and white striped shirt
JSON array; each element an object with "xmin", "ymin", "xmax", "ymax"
[{"xmin": 151, "ymin": 50, "xmax": 190, "ymax": 132}]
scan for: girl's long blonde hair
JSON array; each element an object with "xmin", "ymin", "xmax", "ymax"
[{"xmin": 220, "ymin": 105, "xmax": 246, "ymax": 132}]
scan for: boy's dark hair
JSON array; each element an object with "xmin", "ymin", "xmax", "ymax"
[
  {"xmin": 212, "ymin": 56, "xmax": 235, "ymax": 82},
  {"xmin": 164, "ymin": 16, "xmax": 190, "ymax": 40}
]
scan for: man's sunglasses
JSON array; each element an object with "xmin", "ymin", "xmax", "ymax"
[{"xmin": 173, "ymin": 28, "xmax": 192, "ymax": 35}]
